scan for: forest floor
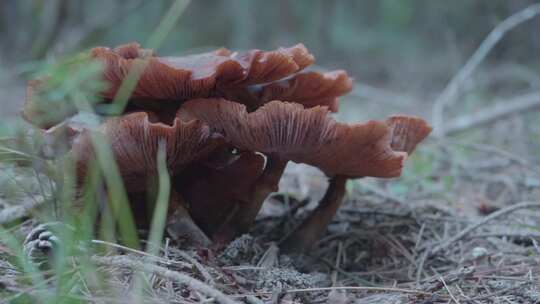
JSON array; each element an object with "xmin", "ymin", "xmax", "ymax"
[{"xmin": 1, "ymin": 141, "xmax": 540, "ymax": 303}]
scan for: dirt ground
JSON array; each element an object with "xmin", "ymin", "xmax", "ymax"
[{"xmin": 1, "ymin": 147, "xmax": 540, "ymax": 303}]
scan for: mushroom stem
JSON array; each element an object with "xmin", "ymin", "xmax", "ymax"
[
  {"xmin": 280, "ymin": 176, "xmax": 348, "ymax": 254},
  {"xmin": 214, "ymin": 156, "xmax": 288, "ymax": 243},
  {"xmin": 166, "ymin": 190, "xmax": 212, "ymax": 246},
  {"xmin": 245, "ymin": 157, "xmax": 288, "ymax": 227}
]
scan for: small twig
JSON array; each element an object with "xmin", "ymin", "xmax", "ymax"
[
  {"xmin": 256, "ymin": 242, "xmax": 279, "ymax": 269},
  {"xmin": 431, "ymin": 202, "xmax": 540, "ymax": 255},
  {"xmin": 332, "ymin": 241, "xmax": 344, "ymax": 285},
  {"xmin": 469, "ymin": 232, "xmax": 540, "ymax": 239},
  {"xmin": 92, "ymin": 255, "xmax": 238, "ymax": 304},
  {"xmin": 315, "ymin": 256, "xmax": 377, "ymax": 287},
  {"xmin": 355, "ymin": 181, "xmax": 408, "ymax": 206},
  {"xmin": 454, "ymin": 285, "xmax": 476, "ymax": 304},
  {"xmin": 175, "ymin": 250, "xmax": 215, "ymax": 285},
  {"xmin": 415, "ymin": 250, "xmax": 429, "ymax": 287},
  {"xmin": 421, "ymin": 267, "xmax": 475, "ymax": 293},
  {"xmin": 532, "ymin": 239, "xmax": 540, "ymax": 255},
  {"xmin": 470, "ymin": 275, "xmax": 538, "ymax": 282},
  {"xmin": 90, "ymin": 240, "xmax": 191, "ymax": 268},
  {"xmin": 443, "ymin": 92, "xmax": 540, "ymax": 135},
  {"xmin": 432, "ymin": 3, "xmax": 540, "ymax": 136},
  {"xmin": 440, "ymin": 277, "xmax": 461, "ymax": 304},
  {"xmin": 467, "ymin": 282, "xmax": 531, "ymax": 301},
  {"xmin": 234, "ymin": 286, "xmax": 431, "ymax": 298},
  {"xmin": 441, "ymin": 137, "xmax": 540, "ymax": 175}
]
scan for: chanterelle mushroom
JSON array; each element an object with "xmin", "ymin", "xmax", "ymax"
[{"xmin": 22, "ymin": 42, "xmax": 430, "ymax": 260}]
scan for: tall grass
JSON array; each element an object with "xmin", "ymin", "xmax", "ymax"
[{"xmin": 0, "ymin": 1, "xmax": 190, "ymax": 302}]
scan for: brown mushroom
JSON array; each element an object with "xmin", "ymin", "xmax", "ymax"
[
  {"xmin": 180, "ymin": 98, "xmax": 431, "ymax": 251},
  {"xmin": 73, "ymin": 111, "xmax": 222, "ymax": 188},
  {"xmin": 91, "ymin": 42, "xmax": 315, "ymax": 101},
  {"xmin": 22, "ymin": 42, "xmax": 430, "ymax": 255},
  {"xmin": 71, "ymin": 110, "xmax": 224, "ymax": 244},
  {"xmin": 23, "ymin": 43, "xmax": 321, "ymax": 128},
  {"xmin": 23, "ymin": 42, "xmax": 355, "ymax": 131},
  {"xmin": 67, "ymin": 109, "xmax": 272, "ymax": 245},
  {"xmin": 174, "ymin": 150, "xmax": 265, "ymax": 240}
]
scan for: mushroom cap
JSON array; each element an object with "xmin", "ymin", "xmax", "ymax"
[
  {"xmin": 180, "ymin": 98, "xmax": 431, "ymax": 178},
  {"xmin": 386, "ymin": 115, "xmax": 433, "ymax": 154},
  {"xmin": 222, "ymin": 70, "xmax": 353, "ymax": 112},
  {"xmin": 72, "ymin": 111, "xmax": 223, "ymax": 189},
  {"xmin": 92, "ymin": 42, "xmax": 315, "ymax": 101},
  {"xmin": 24, "ymin": 43, "xmax": 354, "ymax": 128}
]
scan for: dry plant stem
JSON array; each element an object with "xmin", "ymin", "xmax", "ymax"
[
  {"xmin": 166, "ymin": 190, "xmax": 212, "ymax": 246},
  {"xmin": 444, "ymin": 92, "xmax": 540, "ymax": 135},
  {"xmin": 432, "ymin": 3, "xmax": 540, "ymax": 136},
  {"xmin": 92, "ymin": 255, "xmax": 239, "ymax": 304},
  {"xmin": 215, "ymin": 156, "xmax": 287, "ymax": 243},
  {"xmin": 90, "ymin": 239, "xmax": 192, "ymax": 268},
  {"xmin": 431, "ymin": 201, "xmax": 540, "ymax": 255},
  {"xmin": 280, "ymin": 176, "xmax": 347, "ymax": 254},
  {"xmin": 237, "ymin": 286, "xmax": 432, "ymax": 297}
]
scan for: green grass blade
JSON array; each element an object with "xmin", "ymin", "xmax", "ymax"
[
  {"xmin": 108, "ymin": 0, "xmax": 191, "ymax": 115},
  {"xmin": 146, "ymin": 142, "xmax": 171, "ymax": 256},
  {"xmin": 89, "ymin": 131, "xmax": 140, "ymax": 249}
]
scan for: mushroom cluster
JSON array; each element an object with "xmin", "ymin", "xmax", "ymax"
[{"xmin": 23, "ymin": 43, "xmax": 431, "ymax": 252}]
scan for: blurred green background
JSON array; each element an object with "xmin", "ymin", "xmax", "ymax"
[{"xmin": 1, "ymin": 0, "xmax": 540, "ymax": 121}]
